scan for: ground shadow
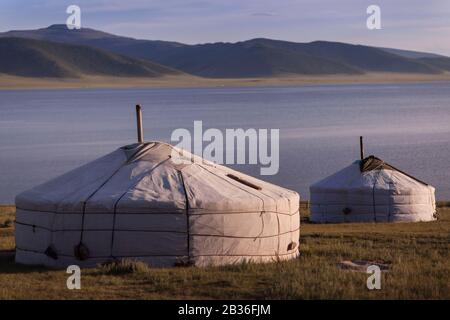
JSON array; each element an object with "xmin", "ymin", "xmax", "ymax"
[{"xmin": 0, "ymin": 249, "xmax": 49, "ymax": 274}]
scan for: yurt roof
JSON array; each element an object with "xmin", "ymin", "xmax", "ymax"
[
  {"xmin": 360, "ymin": 155, "xmax": 429, "ymax": 185},
  {"xmin": 310, "ymin": 155, "xmax": 433, "ymax": 192},
  {"xmin": 16, "ymin": 141, "xmax": 299, "ymax": 215},
  {"xmin": 360, "ymin": 155, "xmax": 396, "ymax": 172}
]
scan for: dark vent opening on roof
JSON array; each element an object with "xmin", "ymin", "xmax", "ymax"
[
  {"xmin": 226, "ymin": 174, "xmax": 262, "ymax": 190},
  {"xmin": 360, "ymin": 155, "xmax": 429, "ymax": 186}
]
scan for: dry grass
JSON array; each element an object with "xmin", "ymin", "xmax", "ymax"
[
  {"xmin": 99, "ymin": 259, "xmax": 151, "ymax": 275},
  {"xmin": 0, "ymin": 205, "xmax": 15, "ymax": 215},
  {"xmin": 0, "ymin": 205, "xmax": 449, "ymax": 300}
]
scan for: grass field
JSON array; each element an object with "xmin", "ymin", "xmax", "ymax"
[{"xmin": 0, "ymin": 204, "xmax": 449, "ymax": 300}]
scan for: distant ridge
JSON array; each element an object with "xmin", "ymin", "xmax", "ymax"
[
  {"xmin": 1, "ymin": 25, "xmax": 449, "ymax": 78},
  {"xmin": 418, "ymin": 57, "xmax": 450, "ymax": 71},
  {"xmin": 378, "ymin": 47, "xmax": 445, "ymax": 59},
  {"xmin": 0, "ymin": 37, "xmax": 182, "ymax": 78}
]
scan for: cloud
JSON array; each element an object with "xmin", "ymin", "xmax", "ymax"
[{"xmin": 251, "ymin": 12, "xmax": 277, "ymax": 17}]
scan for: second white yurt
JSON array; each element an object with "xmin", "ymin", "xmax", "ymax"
[
  {"xmin": 310, "ymin": 154, "xmax": 436, "ymax": 223},
  {"xmin": 15, "ymin": 107, "xmax": 300, "ymax": 268}
]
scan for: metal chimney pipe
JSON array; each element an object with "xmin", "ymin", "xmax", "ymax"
[
  {"xmin": 136, "ymin": 104, "xmax": 144, "ymax": 143},
  {"xmin": 360, "ymin": 136, "xmax": 364, "ymax": 160}
]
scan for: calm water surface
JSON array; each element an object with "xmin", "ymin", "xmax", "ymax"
[{"xmin": 1, "ymin": 82, "xmax": 450, "ymax": 203}]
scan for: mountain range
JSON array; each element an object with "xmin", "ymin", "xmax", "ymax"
[{"xmin": 1, "ymin": 24, "xmax": 449, "ymax": 78}]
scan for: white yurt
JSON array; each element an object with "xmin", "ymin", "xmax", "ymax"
[
  {"xmin": 15, "ymin": 131, "xmax": 300, "ymax": 267},
  {"xmin": 310, "ymin": 155, "xmax": 436, "ymax": 223}
]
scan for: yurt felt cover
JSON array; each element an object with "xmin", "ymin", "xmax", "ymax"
[
  {"xmin": 15, "ymin": 142, "xmax": 300, "ymax": 267},
  {"xmin": 310, "ymin": 155, "xmax": 436, "ymax": 223}
]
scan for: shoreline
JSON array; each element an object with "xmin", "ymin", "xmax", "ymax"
[{"xmin": 1, "ymin": 72, "xmax": 450, "ymax": 90}]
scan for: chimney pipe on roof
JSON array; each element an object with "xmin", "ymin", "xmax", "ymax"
[
  {"xmin": 136, "ymin": 104, "xmax": 144, "ymax": 143},
  {"xmin": 360, "ymin": 136, "xmax": 364, "ymax": 161}
]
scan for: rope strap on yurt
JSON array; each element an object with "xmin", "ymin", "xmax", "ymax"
[
  {"xmin": 371, "ymin": 169, "xmax": 383, "ymax": 222},
  {"xmin": 108, "ymin": 157, "xmax": 170, "ymax": 259},
  {"xmin": 178, "ymin": 170, "xmax": 191, "ymax": 266},
  {"xmin": 387, "ymin": 170, "xmax": 395, "ymax": 222},
  {"xmin": 75, "ymin": 144, "xmax": 153, "ymax": 261},
  {"xmin": 196, "ymin": 163, "xmax": 292, "ymax": 255},
  {"xmin": 46, "ymin": 207, "xmax": 60, "ymax": 259},
  {"xmin": 362, "ymin": 156, "xmax": 383, "ymax": 222}
]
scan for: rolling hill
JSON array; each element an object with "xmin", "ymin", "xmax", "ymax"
[
  {"xmin": 151, "ymin": 39, "xmax": 438, "ymax": 77},
  {"xmin": 1, "ymin": 25, "xmax": 449, "ymax": 78},
  {"xmin": 378, "ymin": 47, "xmax": 445, "ymax": 59},
  {"xmin": 144, "ymin": 41, "xmax": 364, "ymax": 77},
  {"xmin": 418, "ymin": 57, "xmax": 450, "ymax": 71},
  {"xmin": 245, "ymin": 39, "xmax": 440, "ymax": 74},
  {"xmin": 0, "ymin": 24, "xmax": 185, "ymax": 62},
  {"xmin": 0, "ymin": 37, "xmax": 182, "ymax": 78}
]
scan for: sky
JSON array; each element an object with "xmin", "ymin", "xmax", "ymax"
[{"xmin": 1, "ymin": 0, "xmax": 449, "ymax": 55}]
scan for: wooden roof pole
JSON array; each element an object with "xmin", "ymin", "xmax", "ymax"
[
  {"xmin": 136, "ymin": 104, "xmax": 144, "ymax": 143},
  {"xmin": 360, "ymin": 136, "xmax": 364, "ymax": 161}
]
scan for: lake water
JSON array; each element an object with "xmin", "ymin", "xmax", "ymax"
[{"xmin": 1, "ymin": 82, "xmax": 450, "ymax": 203}]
